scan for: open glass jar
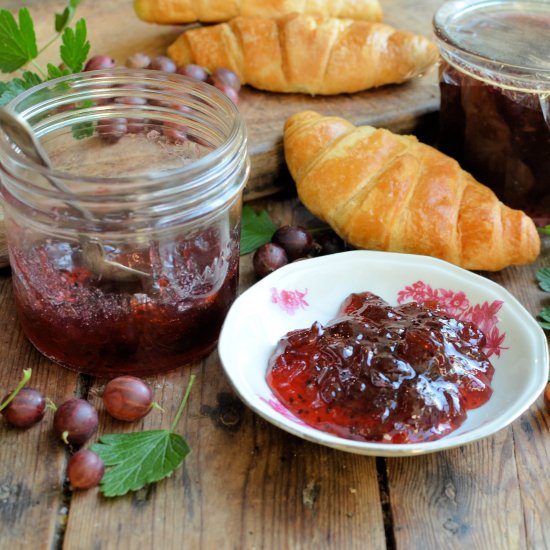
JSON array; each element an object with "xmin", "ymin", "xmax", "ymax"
[
  {"xmin": 0, "ymin": 69, "xmax": 249, "ymax": 377},
  {"xmin": 433, "ymin": 0, "xmax": 550, "ymax": 221}
]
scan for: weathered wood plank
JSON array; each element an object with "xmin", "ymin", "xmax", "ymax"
[
  {"xmin": 490, "ymin": 251, "xmax": 550, "ymax": 550},
  {"xmin": 386, "ymin": 430, "xmax": 526, "ymax": 549},
  {"xmin": 0, "ymin": 273, "xmax": 79, "ymax": 550},
  {"xmin": 512, "ymin": 403, "xmax": 550, "ymax": 550}
]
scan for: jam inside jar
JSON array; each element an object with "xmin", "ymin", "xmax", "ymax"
[
  {"xmin": 433, "ymin": 1, "xmax": 550, "ymax": 221},
  {"xmin": 0, "ymin": 69, "xmax": 249, "ymax": 377}
]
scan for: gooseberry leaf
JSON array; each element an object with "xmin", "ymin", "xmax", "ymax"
[
  {"xmin": 91, "ymin": 431, "xmax": 190, "ymax": 497},
  {"xmin": 71, "ymin": 98, "xmax": 94, "ymax": 140},
  {"xmin": 0, "ymin": 8, "xmax": 38, "ymax": 73},
  {"xmin": 46, "ymin": 63, "xmax": 70, "ymax": 80},
  {"xmin": 55, "ymin": 0, "xmax": 82, "ymax": 33},
  {"xmin": 536, "ymin": 268, "xmax": 550, "ymax": 293},
  {"xmin": 60, "ymin": 19, "xmax": 90, "ymax": 73},
  {"xmin": 91, "ymin": 375, "xmax": 195, "ymax": 498},
  {"xmin": 240, "ymin": 205, "xmax": 278, "ymax": 255},
  {"xmin": 0, "ymin": 71, "xmax": 42, "ymax": 106}
]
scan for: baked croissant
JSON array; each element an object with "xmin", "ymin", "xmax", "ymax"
[
  {"xmin": 135, "ymin": 0, "xmax": 383, "ymax": 24},
  {"xmin": 284, "ymin": 111, "xmax": 540, "ymax": 271},
  {"xmin": 167, "ymin": 14, "xmax": 438, "ymax": 95}
]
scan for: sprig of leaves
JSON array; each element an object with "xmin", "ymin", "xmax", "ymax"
[
  {"xmin": 240, "ymin": 205, "xmax": 278, "ymax": 255},
  {"xmin": 0, "ymin": 2, "xmax": 90, "ymax": 107},
  {"xmin": 535, "ymin": 268, "xmax": 550, "ymax": 332},
  {"xmin": 0, "ymin": 70, "xmax": 41, "ymax": 104},
  {"xmin": 91, "ymin": 375, "xmax": 195, "ymax": 498}
]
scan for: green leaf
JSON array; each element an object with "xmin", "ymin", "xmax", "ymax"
[
  {"xmin": 46, "ymin": 63, "xmax": 70, "ymax": 80},
  {"xmin": 0, "ymin": 8, "xmax": 38, "ymax": 72},
  {"xmin": 55, "ymin": 0, "xmax": 82, "ymax": 33},
  {"xmin": 538, "ymin": 307, "xmax": 550, "ymax": 324},
  {"xmin": 71, "ymin": 120, "xmax": 94, "ymax": 140},
  {"xmin": 91, "ymin": 375, "xmax": 195, "ymax": 498},
  {"xmin": 536, "ymin": 268, "xmax": 550, "ymax": 293},
  {"xmin": 538, "ymin": 225, "xmax": 550, "ymax": 236},
  {"xmin": 91, "ymin": 430, "xmax": 191, "ymax": 497},
  {"xmin": 240, "ymin": 205, "xmax": 278, "ymax": 256},
  {"xmin": 60, "ymin": 18, "xmax": 90, "ymax": 73},
  {"xmin": 55, "ymin": 9, "xmax": 71, "ymax": 34},
  {"xmin": 71, "ymin": 99, "xmax": 95, "ymax": 140},
  {"xmin": 0, "ymin": 71, "xmax": 42, "ymax": 106}
]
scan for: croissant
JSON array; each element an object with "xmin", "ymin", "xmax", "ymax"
[
  {"xmin": 167, "ymin": 14, "xmax": 438, "ymax": 95},
  {"xmin": 284, "ymin": 111, "xmax": 540, "ymax": 271},
  {"xmin": 134, "ymin": 0, "xmax": 383, "ymax": 24}
]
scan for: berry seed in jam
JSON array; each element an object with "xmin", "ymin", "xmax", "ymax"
[{"xmin": 267, "ymin": 292, "xmax": 494, "ymax": 444}]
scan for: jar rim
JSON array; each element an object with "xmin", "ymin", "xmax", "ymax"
[
  {"xmin": 433, "ymin": 0, "xmax": 550, "ymax": 91},
  {"xmin": 0, "ymin": 68, "xmax": 245, "ymax": 189},
  {"xmin": 0, "ymin": 68, "xmax": 249, "ymax": 232}
]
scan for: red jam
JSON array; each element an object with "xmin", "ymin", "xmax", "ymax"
[
  {"xmin": 439, "ymin": 62, "xmax": 550, "ymax": 221},
  {"xmin": 10, "ymin": 226, "xmax": 239, "ymax": 377},
  {"xmin": 267, "ymin": 292, "xmax": 494, "ymax": 444}
]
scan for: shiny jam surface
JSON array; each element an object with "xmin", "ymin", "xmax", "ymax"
[
  {"xmin": 267, "ymin": 292, "xmax": 494, "ymax": 444},
  {"xmin": 439, "ymin": 61, "xmax": 550, "ymax": 221},
  {"xmin": 11, "ymin": 226, "xmax": 239, "ymax": 377}
]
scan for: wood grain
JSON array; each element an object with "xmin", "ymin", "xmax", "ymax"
[
  {"xmin": 387, "ymin": 431, "xmax": 526, "ymax": 549},
  {"xmin": 490, "ymin": 252, "xmax": 550, "ymax": 550},
  {"xmin": 3, "ymin": 2, "xmax": 550, "ymax": 549},
  {"xmin": 0, "ymin": 273, "xmax": 80, "ymax": 550},
  {"xmin": 1, "ymin": 195, "xmax": 550, "ymax": 549},
  {"xmin": 0, "ymin": 225, "xmax": 6, "ymax": 269}
]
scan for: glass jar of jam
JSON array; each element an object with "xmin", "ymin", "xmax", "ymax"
[
  {"xmin": 433, "ymin": 0, "xmax": 550, "ymax": 222},
  {"xmin": 0, "ymin": 69, "xmax": 249, "ymax": 377}
]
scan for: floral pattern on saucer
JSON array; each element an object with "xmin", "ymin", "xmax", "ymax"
[
  {"xmin": 270, "ymin": 287, "xmax": 309, "ymax": 315},
  {"xmin": 397, "ymin": 281, "xmax": 507, "ymax": 358}
]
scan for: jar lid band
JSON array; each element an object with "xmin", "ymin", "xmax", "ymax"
[{"xmin": 434, "ymin": 0, "xmax": 550, "ymax": 92}]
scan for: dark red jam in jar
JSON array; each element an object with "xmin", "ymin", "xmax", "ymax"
[
  {"xmin": 433, "ymin": 1, "xmax": 550, "ymax": 221},
  {"xmin": 0, "ymin": 70, "xmax": 249, "ymax": 377},
  {"xmin": 10, "ymin": 227, "xmax": 240, "ymax": 377},
  {"xmin": 267, "ymin": 292, "xmax": 494, "ymax": 443}
]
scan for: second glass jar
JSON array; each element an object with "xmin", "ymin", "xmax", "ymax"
[{"xmin": 433, "ymin": 0, "xmax": 550, "ymax": 222}]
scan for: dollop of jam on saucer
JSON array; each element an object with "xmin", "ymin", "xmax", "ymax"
[{"xmin": 267, "ymin": 292, "xmax": 494, "ymax": 444}]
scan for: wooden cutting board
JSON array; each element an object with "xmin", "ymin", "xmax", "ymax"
[{"xmin": 0, "ymin": 0, "xmax": 444, "ymax": 267}]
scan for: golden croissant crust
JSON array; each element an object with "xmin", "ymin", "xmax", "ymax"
[
  {"xmin": 284, "ymin": 111, "xmax": 540, "ymax": 271},
  {"xmin": 167, "ymin": 14, "xmax": 438, "ymax": 95},
  {"xmin": 134, "ymin": 0, "xmax": 383, "ymax": 24}
]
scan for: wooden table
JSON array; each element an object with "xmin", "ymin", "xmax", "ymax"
[
  {"xmin": 2, "ymin": 2, "xmax": 550, "ymax": 550},
  {"xmin": 2, "ymin": 202, "xmax": 550, "ymax": 550}
]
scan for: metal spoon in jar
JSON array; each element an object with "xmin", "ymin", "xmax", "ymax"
[{"xmin": 0, "ymin": 108, "xmax": 149, "ymax": 283}]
